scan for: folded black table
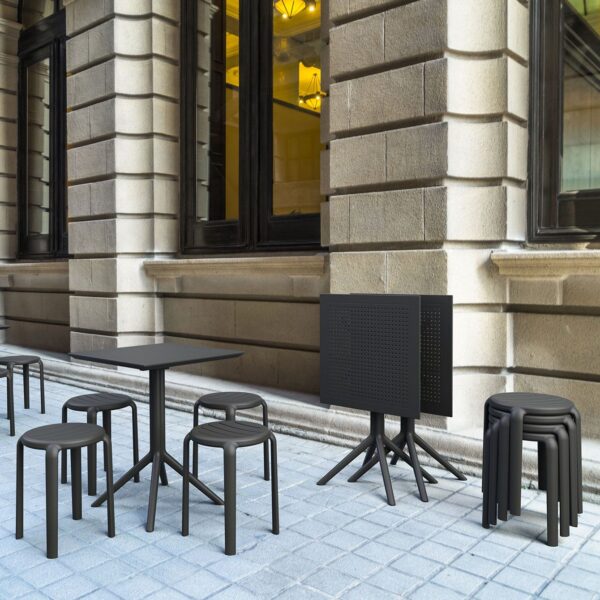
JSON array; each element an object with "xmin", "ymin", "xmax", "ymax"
[{"xmin": 70, "ymin": 342, "xmax": 242, "ymax": 531}]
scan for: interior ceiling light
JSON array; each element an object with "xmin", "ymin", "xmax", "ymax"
[
  {"xmin": 274, "ymin": 0, "xmax": 306, "ymax": 19},
  {"xmin": 306, "ymin": 0, "xmax": 317, "ymax": 12}
]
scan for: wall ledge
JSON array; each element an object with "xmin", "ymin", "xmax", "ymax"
[
  {"xmin": 491, "ymin": 250, "xmax": 600, "ymax": 278},
  {"xmin": 0, "ymin": 261, "xmax": 69, "ymax": 276},
  {"xmin": 144, "ymin": 254, "xmax": 329, "ymax": 278}
]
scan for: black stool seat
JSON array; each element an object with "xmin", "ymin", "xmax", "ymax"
[
  {"xmin": 489, "ymin": 393, "xmax": 573, "ymax": 415},
  {"xmin": 198, "ymin": 392, "xmax": 264, "ymax": 411},
  {"xmin": 21, "ymin": 423, "xmax": 105, "ymax": 450},
  {"xmin": 65, "ymin": 392, "xmax": 133, "ymax": 412},
  {"xmin": 189, "ymin": 421, "xmax": 269, "ymax": 448},
  {"xmin": 0, "ymin": 355, "xmax": 41, "ymax": 366}
]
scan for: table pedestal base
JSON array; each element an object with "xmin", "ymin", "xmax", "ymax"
[
  {"xmin": 316, "ymin": 412, "xmax": 436, "ymax": 506},
  {"xmin": 91, "ymin": 368, "xmax": 223, "ymax": 532}
]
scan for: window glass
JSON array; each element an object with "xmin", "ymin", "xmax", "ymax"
[
  {"xmin": 26, "ymin": 57, "xmax": 51, "ymax": 238},
  {"xmin": 22, "ymin": 0, "xmax": 55, "ymax": 29},
  {"xmin": 272, "ymin": 1, "xmax": 322, "ymax": 217},
  {"xmin": 197, "ymin": 0, "xmax": 240, "ymax": 225},
  {"xmin": 562, "ymin": 0, "xmax": 600, "ymax": 192}
]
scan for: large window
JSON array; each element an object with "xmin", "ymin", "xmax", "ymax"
[
  {"xmin": 181, "ymin": 0, "xmax": 323, "ymax": 252},
  {"xmin": 530, "ymin": 0, "xmax": 600, "ymax": 240},
  {"xmin": 17, "ymin": 0, "xmax": 67, "ymax": 257}
]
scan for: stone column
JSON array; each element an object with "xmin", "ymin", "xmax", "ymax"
[
  {"xmin": 65, "ymin": 0, "xmax": 179, "ymax": 352},
  {"xmin": 324, "ymin": 0, "xmax": 529, "ymax": 431}
]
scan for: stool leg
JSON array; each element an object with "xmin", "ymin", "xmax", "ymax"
[
  {"xmin": 71, "ymin": 448, "xmax": 82, "ymax": 520},
  {"xmin": 497, "ymin": 415, "xmax": 510, "ymax": 521},
  {"xmin": 46, "ymin": 446, "xmax": 59, "ymax": 559},
  {"xmin": 87, "ymin": 410, "xmax": 98, "ymax": 496},
  {"xmin": 103, "ymin": 434, "xmax": 115, "ymax": 538},
  {"xmin": 482, "ymin": 425, "xmax": 492, "ymax": 529},
  {"xmin": 262, "ymin": 401, "xmax": 270, "ymax": 482},
  {"xmin": 538, "ymin": 442, "xmax": 547, "ymax": 491},
  {"xmin": 563, "ymin": 417, "xmax": 578, "ymax": 527},
  {"xmin": 270, "ymin": 434, "xmax": 279, "ymax": 535},
  {"xmin": 160, "ymin": 462, "xmax": 168, "ymax": 486},
  {"xmin": 131, "ymin": 402, "xmax": 140, "ymax": 483},
  {"xmin": 38, "ymin": 360, "xmax": 45, "ymax": 414},
  {"xmin": 509, "ymin": 408, "xmax": 525, "ymax": 516},
  {"xmin": 224, "ymin": 445, "xmax": 236, "ymax": 555},
  {"xmin": 488, "ymin": 421, "xmax": 500, "ymax": 526},
  {"xmin": 545, "ymin": 437, "xmax": 559, "ymax": 547},
  {"xmin": 482, "ymin": 400, "xmax": 490, "ymax": 492},
  {"xmin": 61, "ymin": 405, "xmax": 68, "ymax": 484},
  {"xmin": 23, "ymin": 364, "xmax": 29, "ymax": 410},
  {"xmin": 192, "ymin": 405, "xmax": 199, "ymax": 478},
  {"xmin": 16, "ymin": 440, "xmax": 24, "ymax": 539},
  {"xmin": 7, "ymin": 367, "xmax": 15, "ymax": 437},
  {"xmin": 182, "ymin": 435, "xmax": 191, "ymax": 537},
  {"xmin": 556, "ymin": 427, "xmax": 570, "ymax": 538},
  {"xmin": 570, "ymin": 407, "xmax": 583, "ymax": 515},
  {"xmin": 102, "ymin": 411, "xmax": 111, "ymax": 472}
]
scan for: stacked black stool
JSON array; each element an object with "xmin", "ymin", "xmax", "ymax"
[
  {"xmin": 60, "ymin": 392, "xmax": 140, "ymax": 496},
  {"xmin": 192, "ymin": 392, "xmax": 270, "ymax": 481},
  {"xmin": 482, "ymin": 392, "xmax": 582, "ymax": 546},
  {"xmin": 182, "ymin": 420, "xmax": 279, "ymax": 555},
  {"xmin": 0, "ymin": 355, "xmax": 45, "ymax": 436},
  {"xmin": 16, "ymin": 423, "xmax": 115, "ymax": 558}
]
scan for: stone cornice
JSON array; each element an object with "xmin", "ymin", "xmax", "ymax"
[
  {"xmin": 491, "ymin": 250, "xmax": 600, "ymax": 277},
  {"xmin": 0, "ymin": 261, "xmax": 69, "ymax": 275},
  {"xmin": 0, "ymin": 18, "xmax": 22, "ymax": 35},
  {"xmin": 144, "ymin": 254, "xmax": 329, "ymax": 278}
]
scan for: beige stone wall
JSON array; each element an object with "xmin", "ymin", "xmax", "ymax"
[
  {"xmin": 65, "ymin": 0, "xmax": 179, "ymax": 353},
  {"xmin": 324, "ymin": 0, "xmax": 529, "ymax": 432}
]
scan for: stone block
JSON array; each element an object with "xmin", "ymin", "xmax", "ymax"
[
  {"xmin": 70, "ymin": 257, "xmax": 155, "ymax": 293},
  {"xmin": 6, "ymin": 321, "xmax": 69, "ymax": 353},
  {"xmin": 508, "ymin": 279, "xmax": 562, "ymax": 306},
  {"xmin": 386, "ymin": 250, "xmax": 448, "ymax": 295},
  {"xmin": 329, "ymin": 133, "xmax": 385, "ymax": 190},
  {"xmin": 454, "ymin": 311, "xmax": 508, "ymax": 368},
  {"xmin": 326, "ymin": 195, "xmax": 350, "ymax": 246},
  {"xmin": 385, "ymin": 0, "xmax": 447, "ymax": 65},
  {"xmin": 347, "ymin": 189, "xmax": 424, "ymax": 245},
  {"xmin": 2, "ymin": 290, "xmax": 70, "ymax": 324},
  {"xmin": 329, "ymin": 12, "xmax": 384, "ymax": 78},
  {"xmin": 234, "ymin": 301, "xmax": 320, "ymax": 350},
  {"xmin": 387, "ymin": 123, "xmax": 448, "ymax": 183},
  {"xmin": 163, "ymin": 298, "xmax": 236, "ymax": 338},
  {"xmin": 330, "ymin": 251, "xmax": 386, "ymax": 293}
]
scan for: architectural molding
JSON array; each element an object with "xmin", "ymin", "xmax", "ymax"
[
  {"xmin": 144, "ymin": 254, "xmax": 329, "ymax": 278},
  {"xmin": 491, "ymin": 250, "xmax": 600, "ymax": 278},
  {"xmin": 0, "ymin": 260, "xmax": 69, "ymax": 275}
]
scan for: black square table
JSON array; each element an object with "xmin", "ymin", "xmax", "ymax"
[{"xmin": 70, "ymin": 342, "xmax": 243, "ymax": 531}]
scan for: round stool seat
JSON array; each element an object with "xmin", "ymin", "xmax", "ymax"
[
  {"xmin": 20, "ymin": 423, "xmax": 105, "ymax": 451},
  {"xmin": 190, "ymin": 421, "xmax": 269, "ymax": 449},
  {"xmin": 488, "ymin": 393, "xmax": 573, "ymax": 416},
  {"xmin": 0, "ymin": 355, "xmax": 40, "ymax": 366},
  {"xmin": 198, "ymin": 392, "xmax": 264, "ymax": 411},
  {"xmin": 65, "ymin": 392, "xmax": 133, "ymax": 412}
]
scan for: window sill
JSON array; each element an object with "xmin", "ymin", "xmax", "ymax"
[
  {"xmin": 143, "ymin": 254, "xmax": 329, "ymax": 299},
  {"xmin": 0, "ymin": 260, "xmax": 69, "ymax": 276},
  {"xmin": 491, "ymin": 250, "xmax": 600, "ymax": 278}
]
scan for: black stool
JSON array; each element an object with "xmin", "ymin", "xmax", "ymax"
[
  {"xmin": 16, "ymin": 423, "xmax": 115, "ymax": 558},
  {"xmin": 482, "ymin": 393, "xmax": 582, "ymax": 546},
  {"xmin": 1, "ymin": 367, "xmax": 15, "ymax": 436},
  {"xmin": 182, "ymin": 421, "xmax": 279, "ymax": 555},
  {"xmin": 193, "ymin": 392, "xmax": 269, "ymax": 481},
  {"xmin": 60, "ymin": 393, "xmax": 140, "ymax": 496},
  {"xmin": 0, "ymin": 355, "xmax": 45, "ymax": 437}
]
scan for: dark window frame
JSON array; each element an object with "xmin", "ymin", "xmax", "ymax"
[
  {"xmin": 180, "ymin": 0, "xmax": 322, "ymax": 254},
  {"xmin": 529, "ymin": 0, "xmax": 600, "ymax": 241},
  {"xmin": 17, "ymin": 1, "xmax": 67, "ymax": 258}
]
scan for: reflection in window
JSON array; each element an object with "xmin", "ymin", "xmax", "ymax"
[
  {"xmin": 272, "ymin": 3, "xmax": 323, "ymax": 217},
  {"xmin": 26, "ymin": 58, "xmax": 51, "ymax": 238},
  {"xmin": 21, "ymin": 0, "xmax": 55, "ymax": 29},
  {"xmin": 562, "ymin": 1, "xmax": 600, "ymax": 192}
]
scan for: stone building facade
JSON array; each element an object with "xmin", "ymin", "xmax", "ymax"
[{"xmin": 1, "ymin": 0, "xmax": 600, "ymax": 496}]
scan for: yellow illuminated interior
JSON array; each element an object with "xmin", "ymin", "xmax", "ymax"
[
  {"xmin": 207, "ymin": 0, "xmax": 322, "ymax": 220},
  {"xmin": 274, "ymin": 0, "xmax": 306, "ymax": 19},
  {"xmin": 568, "ymin": 0, "xmax": 600, "ymax": 33}
]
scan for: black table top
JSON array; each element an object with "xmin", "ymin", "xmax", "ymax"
[{"xmin": 70, "ymin": 342, "xmax": 243, "ymax": 371}]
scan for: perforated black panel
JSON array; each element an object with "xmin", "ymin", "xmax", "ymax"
[
  {"xmin": 420, "ymin": 295, "xmax": 453, "ymax": 417},
  {"xmin": 320, "ymin": 295, "xmax": 421, "ymax": 418}
]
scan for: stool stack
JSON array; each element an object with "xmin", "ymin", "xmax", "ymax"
[{"xmin": 482, "ymin": 393, "xmax": 582, "ymax": 546}]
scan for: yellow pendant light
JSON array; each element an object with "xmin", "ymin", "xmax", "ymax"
[{"xmin": 274, "ymin": 0, "xmax": 306, "ymax": 19}]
